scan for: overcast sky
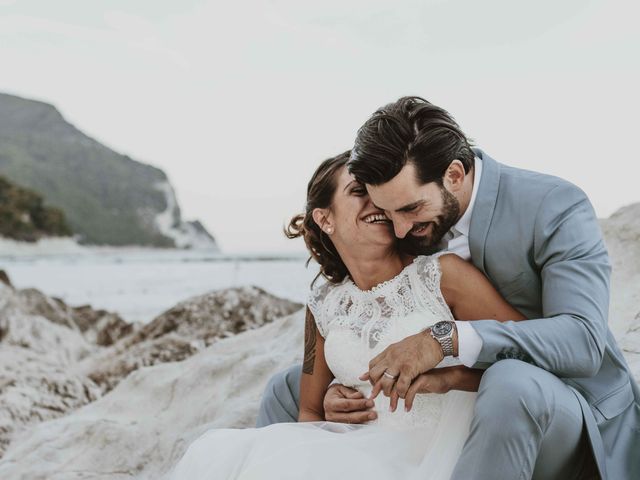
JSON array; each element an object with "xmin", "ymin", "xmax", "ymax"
[{"xmin": 0, "ymin": 0, "xmax": 638, "ymax": 252}]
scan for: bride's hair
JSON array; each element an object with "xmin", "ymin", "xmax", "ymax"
[{"xmin": 286, "ymin": 151, "xmax": 350, "ymax": 286}]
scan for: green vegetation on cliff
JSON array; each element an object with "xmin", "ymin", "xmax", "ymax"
[
  {"xmin": 0, "ymin": 175, "xmax": 71, "ymax": 241},
  {"xmin": 0, "ymin": 93, "xmax": 176, "ymax": 246}
]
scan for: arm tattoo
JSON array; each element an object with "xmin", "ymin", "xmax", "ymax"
[{"xmin": 303, "ymin": 307, "xmax": 317, "ymax": 375}]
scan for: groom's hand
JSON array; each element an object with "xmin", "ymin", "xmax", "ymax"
[
  {"xmin": 323, "ymin": 384, "xmax": 377, "ymax": 424},
  {"xmin": 360, "ymin": 329, "xmax": 444, "ymax": 401}
]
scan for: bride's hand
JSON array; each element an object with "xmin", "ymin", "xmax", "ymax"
[
  {"xmin": 399, "ymin": 366, "xmax": 484, "ymax": 412},
  {"xmin": 395, "ymin": 368, "xmax": 455, "ymax": 412}
]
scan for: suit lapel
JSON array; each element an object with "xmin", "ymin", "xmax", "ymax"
[{"xmin": 468, "ymin": 148, "xmax": 501, "ymax": 275}]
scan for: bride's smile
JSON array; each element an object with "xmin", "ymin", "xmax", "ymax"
[{"xmin": 312, "ymin": 166, "xmax": 396, "ymax": 254}]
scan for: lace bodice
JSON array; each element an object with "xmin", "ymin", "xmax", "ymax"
[{"xmin": 307, "ymin": 254, "xmax": 462, "ymax": 429}]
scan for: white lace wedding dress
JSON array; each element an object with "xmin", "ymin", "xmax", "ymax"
[{"xmin": 170, "ymin": 255, "xmax": 477, "ymax": 480}]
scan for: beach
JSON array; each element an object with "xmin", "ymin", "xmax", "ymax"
[{"xmin": 0, "ymin": 241, "xmax": 318, "ymax": 323}]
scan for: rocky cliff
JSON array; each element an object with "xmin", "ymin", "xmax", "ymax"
[{"xmin": 0, "ymin": 92, "xmax": 217, "ymax": 249}]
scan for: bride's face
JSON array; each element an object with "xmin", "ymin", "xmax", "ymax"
[{"xmin": 318, "ymin": 167, "xmax": 394, "ymax": 253}]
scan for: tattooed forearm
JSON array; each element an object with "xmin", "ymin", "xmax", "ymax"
[{"xmin": 303, "ymin": 307, "xmax": 316, "ymax": 375}]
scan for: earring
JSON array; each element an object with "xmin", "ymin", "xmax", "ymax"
[{"xmin": 325, "ymin": 226, "xmax": 334, "ymax": 234}]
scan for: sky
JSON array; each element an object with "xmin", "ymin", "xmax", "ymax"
[{"xmin": 0, "ymin": 0, "xmax": 638, "ymax": 253}]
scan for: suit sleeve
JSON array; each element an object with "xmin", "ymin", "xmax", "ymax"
[{"xmin": 469, "ymin": 183, "xmax": 611, "ymax": 377}]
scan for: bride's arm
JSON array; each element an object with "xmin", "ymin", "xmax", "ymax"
[
  {"xmin": 298, "ymin": 307, "xmax": 334, "ymax": 422},
  {"xmin": 439, "ymin": 253, "xmax": 527, "ymax": 323}
]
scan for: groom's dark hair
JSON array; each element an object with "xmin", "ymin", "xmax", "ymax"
[{"xmin": 348, "ymin": 96, "xmax": 475, "ymax": 186}]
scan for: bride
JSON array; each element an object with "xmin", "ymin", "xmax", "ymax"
[{"xmin": 169, "ymin": 151, "xmax": 525, "ymax": 480}]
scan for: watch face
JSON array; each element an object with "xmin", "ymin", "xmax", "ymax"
[{"xmin": 432, "ymin": 321, "xmax": 452, "ymax": 336}]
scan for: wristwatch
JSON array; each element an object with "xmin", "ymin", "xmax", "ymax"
[{"xmin": 429, "ymin": 320, "xmax": 457, "ymax": 357}]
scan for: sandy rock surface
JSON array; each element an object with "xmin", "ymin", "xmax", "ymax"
[
  {"xmin": 0, "ymin": 278, "xmax": 301, "ymax": 468},
  {"xmin": 601, "ymin": 203, "xmax": 640, "ymax": 381},
  {"xmin": 0, "ymin": 281, "xmax": 102, "ymax": 456},
  {"xmin": 1, "ymin": 310, "xmax": 304, "ymax": 480},
  {"xmin": 80, "ymin": 286, "xmax": 301, "ymax": 394}
]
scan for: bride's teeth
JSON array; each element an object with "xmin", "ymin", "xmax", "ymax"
[{"xmin": 363, "ymin": 213, "xmax": 388, "ymax": 224}]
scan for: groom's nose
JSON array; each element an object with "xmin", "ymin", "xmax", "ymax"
[{"xmin": 392, "ymin": 217, "xmax": 413, "ymax": 239}]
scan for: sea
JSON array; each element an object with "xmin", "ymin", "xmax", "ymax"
[{"xmin": 0, "ymin": 244, "xmax": 319, "ymax": 324}]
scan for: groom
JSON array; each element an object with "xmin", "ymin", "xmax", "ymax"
[{"xmin": 257, "ymin": 97, "xmax": 639, "ymax": 479}]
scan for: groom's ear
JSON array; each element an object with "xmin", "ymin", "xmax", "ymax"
[
  {"xmin": 312, "ymin": 208, "xmax": 332, "ymax": 233},
  {"xmin": 443, "ymin": 160, "xmax": 466, "ymax": 192}
]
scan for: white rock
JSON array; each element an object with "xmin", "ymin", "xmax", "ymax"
[
  {"xmin": 0, "ymin": 283, "xmax": 102, "ymax": 456},
  {"xmin": 601, "ymin": 203, "xmax": 640, "ymax": 381},
  {"xmin": 153, "ymin": 181, "xmax": 218, "ymax": 250},
  {"xmin": 0, "ymin": 310, "xmax": 304, "ymax": 480}
]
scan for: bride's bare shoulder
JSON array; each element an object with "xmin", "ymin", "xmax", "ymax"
[
  {"xmin": 437, "ymin": 252, "xmax": 469, "ymax": 273},
  {"xmin": 435, "ymin": 253, "xmax": 481, "ymax": 306}
]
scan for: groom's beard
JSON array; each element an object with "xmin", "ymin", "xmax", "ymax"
[{"xmin": 397, "ymin": 187, "xmax": 461, "ymax": 256}]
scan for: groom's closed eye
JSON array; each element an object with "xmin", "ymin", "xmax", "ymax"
[
  {"xmin": 400, "ymin": 205, "xmax": 418, "ymax": 213},
  {"xmin": 398, "ymin": 201, "xmax": 426, "ymax": 213}
]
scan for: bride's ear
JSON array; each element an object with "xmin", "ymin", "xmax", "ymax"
[{"xmin": 312, "ymin": 208, "xmax": 334, "ymax": 235}]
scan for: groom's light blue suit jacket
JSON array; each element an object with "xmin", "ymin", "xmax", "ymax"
[{"xmin": 468, "ymin": 149, "xmax": 639, "ymax": 479}]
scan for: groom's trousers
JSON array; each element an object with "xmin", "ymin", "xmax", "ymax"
[
  {"xmin": 450, "ymin": 359, "xmax": 597, "ymax": 480},
  {"xmin": 256, "ymin": 359, "xmax": 598, "ymax": 480}
]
